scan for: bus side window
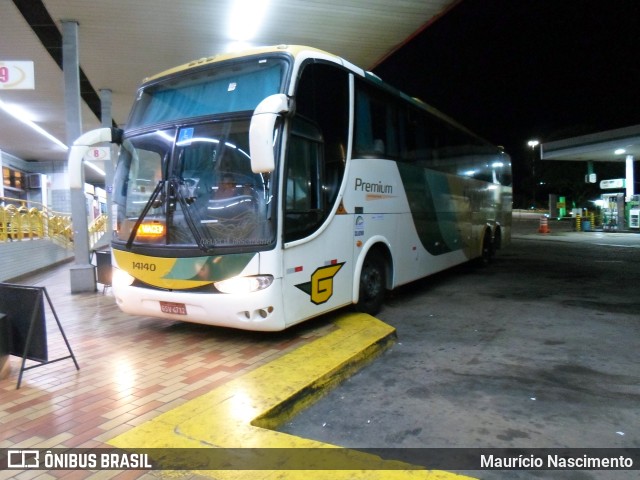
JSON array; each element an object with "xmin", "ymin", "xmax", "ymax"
[
  {"xmin": 284, "ymin": 119, "xmax": 324, "ymax": 242},
  {"xmin": 355, "ymin": 79, "xmax": 410, "ymax": 160},
  {"xmin": 286, "ymin": 134, "xmax": 316, "ymax": 211}
]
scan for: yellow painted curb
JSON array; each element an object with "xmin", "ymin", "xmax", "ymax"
[{"xmin": 108, "ymin": 313, "xmax": 476, "ymax": 480}]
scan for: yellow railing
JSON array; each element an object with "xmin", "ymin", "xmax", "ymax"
[
  {"xmin": 0, "ymin": 196, "xmax": 107, "ymax": 248},
  {"xmin": 88, "ymin": 213, "xmax": 108, "ymax": 246}
]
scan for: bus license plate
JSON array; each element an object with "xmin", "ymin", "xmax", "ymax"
[{"xmin": 160, "ymin": 301, "xmax": 187, "ymax": 315}]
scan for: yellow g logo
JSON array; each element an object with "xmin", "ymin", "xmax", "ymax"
[{"xmin": 295, "ymin": 262, "xmax": 345, "ymax": 305}]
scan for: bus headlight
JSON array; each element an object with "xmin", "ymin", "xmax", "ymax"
[
  {"xmin": 214, "ymin": 275, "xmax": 273, "ymax": 294},
  {"xmin": 112, "ymin": 267, "xmax": 135, "ymax": 287}
]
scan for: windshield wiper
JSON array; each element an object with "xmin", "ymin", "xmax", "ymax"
[
  {"xmin": 126, "ymin": 179, "xmax": 164, "ymax": 249},
  {"xmin": 171, "ymin": 177, "xmax": 216, "ymax": 252},
  {"xmin": 126, "ymin": 176, "xmax": 215, "ymax": 252}
]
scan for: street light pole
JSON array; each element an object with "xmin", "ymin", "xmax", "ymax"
[{"xmin": 527, "ymin": 139, "xmax": 540, "ymax": 208}]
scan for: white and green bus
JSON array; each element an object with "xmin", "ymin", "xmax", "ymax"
[{"xmin": 79, "ymin": 45, "xmax": 511, "ymax": 331}]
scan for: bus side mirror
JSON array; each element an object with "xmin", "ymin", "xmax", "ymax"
[{"xmin": 249, "ymin": 94, "xmax": 291, "ymax": 173}]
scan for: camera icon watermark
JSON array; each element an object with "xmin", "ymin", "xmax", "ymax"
[{"xmin": 7, "ymin": 450, "xmax": 40, "ymax": 468}]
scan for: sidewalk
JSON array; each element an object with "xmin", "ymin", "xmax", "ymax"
[{"xmin": 0, "ymin": 263, "xmax": 332, "ymax": 479}]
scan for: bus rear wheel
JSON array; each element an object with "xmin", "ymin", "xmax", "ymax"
[
  {"xmin": 355, "ymin": 254, "xmax": 386, "ymax": 315},
  {"xmin": 479, "ymin": 230, "xmax": 494, "ymax": 265}
]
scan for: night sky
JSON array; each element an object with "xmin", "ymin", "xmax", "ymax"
[{"xmin": 374, "ymin": 0, "xmax": 640, "ymax": 207}]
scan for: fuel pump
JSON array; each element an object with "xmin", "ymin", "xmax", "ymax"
[
  {"xmin": 627, "ymin": 194, "xmax": 640, "ymax": 229},
  {"xmin": 602, "ymin": 193, "xmax": 625, "ymax": 231}
]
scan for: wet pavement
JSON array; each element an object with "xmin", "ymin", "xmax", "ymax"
[{"xmin": 279, "ymin": 218, "xmax": 640, "ymax": 479}]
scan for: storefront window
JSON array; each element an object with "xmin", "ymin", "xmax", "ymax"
[{"xmin": 2, "ymin": 166, "xmax": 25, "ymax": 190}]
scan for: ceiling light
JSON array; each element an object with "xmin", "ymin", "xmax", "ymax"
[
  {"xmin": 614, "ymin": 148, "xmax": 626, "ymax": 155},
  {"xmin": 228, "ymin": 0, "xmax": 270, "ymax": 43},
  {"xmin": 0, "ymin": 98, "xmax": 68, "ymax": 151}
]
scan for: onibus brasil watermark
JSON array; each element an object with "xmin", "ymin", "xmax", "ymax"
[{"xmin": 5, "ymin": 450, "xmax": 152, "ymax": 470}]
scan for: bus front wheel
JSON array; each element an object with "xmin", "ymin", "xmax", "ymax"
[{"xmin": 355, "ymin": 254, "xmax": 386, "ymax": 315}]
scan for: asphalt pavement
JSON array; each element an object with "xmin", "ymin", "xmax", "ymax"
[{"xmin": 279, "ymin": 217, "xmax": 640, "ymax": 479}]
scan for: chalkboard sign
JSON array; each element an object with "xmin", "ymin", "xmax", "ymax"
[
  {"xmin": 0, "ymin": 282, "xmax": 78, "ymax": 388},
  {"xmin": 0, "ymin": 283, "xmax": 48, "ymax": 362}
]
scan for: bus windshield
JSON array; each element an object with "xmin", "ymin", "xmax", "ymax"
[
  {"xmin": 127, "ymin": 57, "xmax": 287, "ymax": 130},
  {"xmin": 112, "ymin": 119, "xmax": 276, "ymax": 252}
]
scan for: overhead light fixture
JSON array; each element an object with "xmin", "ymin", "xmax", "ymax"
[
  {"xmin": 0, "ymin": 98, "xmax": 105, "ymax": 177},
  {"xmin": 0, "ymin": 98, "xmax": 68, "ymax": 151},
  {"xmin": 614, "ymin": 148, "xmax": 626, "ymax": 155},
  {"xmin": 228, "ymin": 0, "xmax": 270, "ymax": 43}
]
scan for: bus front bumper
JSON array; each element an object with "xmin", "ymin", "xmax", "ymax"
[{"xmin": 112, "ymin": 271, "xmax": 287, "ymax": 331}]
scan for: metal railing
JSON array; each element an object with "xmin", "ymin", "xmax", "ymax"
[
  {"xmin": 88, "ymin": 212, "xmax": 108, "ymax": 247},
  {"xmin": 0, "ymin": 196, "xmax": 107, "ymax": 249}
]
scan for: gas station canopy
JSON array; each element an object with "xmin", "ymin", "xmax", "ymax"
[
  {"xmin": 541, "ymin": 124, "xmax": 639, "ymax": 200},
  {"xmin": 540, "ymin": 124, "xmax": 640, "ymax": 162}
]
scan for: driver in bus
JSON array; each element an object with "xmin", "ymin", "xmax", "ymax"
[{"xmin": 215, "ymin": 174, "xmax": 236, "ymax": 199}]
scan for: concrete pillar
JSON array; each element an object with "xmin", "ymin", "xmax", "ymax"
[
  {"xmin": 626, "ymin": 155, "xmax": 635, "ymax": 200},
  {"xmin": 64, "ymin": 20, "xmax": 96, "ymax": 293},
  {"xmin": 100, "ymin": 89, "xmax": 115, "ymax": 241},
  {"xmin": 549, "ymin": 194, "xmax": 558, "ymax": 218}
]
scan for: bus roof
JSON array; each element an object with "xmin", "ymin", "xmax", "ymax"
[
  {"xmin": 140, "ymin": 44, "xmax": 494, "ymax": 148},
  {"xmin": 142, "ymin": 45, "xmax": 343, "ymax": 84}
]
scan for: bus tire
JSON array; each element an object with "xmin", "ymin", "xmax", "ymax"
[
  {"xmin": 479, "ymin": 230, "xmax": 494, "ymax": 266},
  {"xmin": 355, "ymin": 253, "xmax": 386, "ymax": 315}
]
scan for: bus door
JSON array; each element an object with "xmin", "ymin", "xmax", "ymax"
[
  {"xmin": 279, "ymin": 62, "xmax": 352, "ymax": 327},
  {"xmin": 280, "ymin": 116, "xmax": 352, "ymax": 326}
]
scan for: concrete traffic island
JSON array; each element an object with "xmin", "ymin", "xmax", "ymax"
[{"xmin": 109, "ymin": 313, "xmax": 475, "ymax": 479}]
